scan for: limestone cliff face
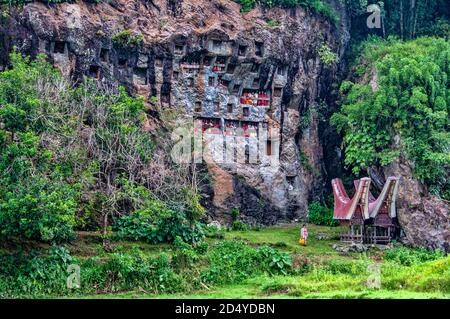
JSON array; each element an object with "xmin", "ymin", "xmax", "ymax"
[
  {"xmin": 1, "ymin": 0, "xmax": 347, "ymax": 225},
  {"xmin": 383, "ymin": 154, "xmax": 450, "ymax": 252}
]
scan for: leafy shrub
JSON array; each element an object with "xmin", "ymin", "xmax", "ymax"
[
  {"xmin": 384, "ymin": 247, "xmax": 445, "ymax": 266},
  {"xmin": 114, "ymin": 200, "xmax": 205, "ymax": 244},
  {"xmin": 308, "ymin": 201, "xmax": 338, "ymax": 226},
  {"xmin": 0, "ymin": 246, "xmax": 73, "ymax": 298},
  {"xmin": 112, "ymin": 30, "xmax": 144, "ymax": 47},
  {"xmin": 232, "ymin": 220, "xmax": 248, "ymax": 231},
  {"xmin": 331, "ymin": 38, "xmax": 450, "ymax": 199},
  {"xmin": 324, "ymin": 259, "xmax": 370, "ymax": 275},
  {"xmin": 201, "ymin": 241, "xmax": 292, "ymax": 285},
  {"xmin": 256, "ymin": 246, "xmax": 292, "ymax": 275},
  {"xmin": 318, "ymin": 43, "xmax": 337, "ymax": 66},
  {"xmin": 82, "ymin": 250, "xmax": 185, "ymax": 293},
  {"xmin": 266, "ymin": 19, "xmax": 280, "ymax": 28},
  {"xmin": 230, "ymin": 207, "xmax": 240, "ymax": 221},
  {"xmin": 204, "ymin": 225, "xmax": 225, "ymax": 239},
  {"xmin": 171, "ymin": 236, "xmax": 200, "ymax": 269},
  {"xmin": 233, "ymin": 0, "xmax": 338, "ymax": 24},
  {"xmin": 201, "ymin": 241, "xmax": 259, "ymax": 285},
  {"xmin": 381, "ymin": 255, "xmax": 450, "ymax": 293}
]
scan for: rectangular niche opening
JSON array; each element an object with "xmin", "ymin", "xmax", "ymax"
[
  {"xmin": 255, "ymin": 41, "xmax": 264, "ymax": 57},
  {"xmin": 266, "ymin": 139, "xmax": 272, "ymax": 156},
  {"xmin": 174, "ymin": 44, "xmax": 185, "ymax": 55},
  {"xmin": 133, "ymin": 67, "xmax": 148, "ymax": 85},
  {"xmin": 273, "ymin": 87, "xmax": 283, "ymax": 97},
  {"xmin": 208, "ymin": 76, "xmax": 215, "ymax": 86},
  {"xmin": 277, "ymin": 66, "xmax": 287, "ymax": 76},
  {"xmin": 238, "ymin": 45, "xmax": 247, "ymax": 56},
  {"xmin": 252, "ymin": 78, "xmax": 259, "ymax": 88},
  {"xmin": 100, "ymin": 48, "xmax": 109, "ymax": 63},
  {"xmin": 219, "ymin": 78, "xmax": 231, "ymax": 88},
  {"xmin": 161, "ymin": 93, "xmax": 170, "ymax": 104},
  {"xmin": 232, "ymin": 84, "xmax": 240, "ymax": 94},
  {"xmin": 53, "ymin": 41, "xmax": 67, "ymax": 54},
  {"xmin": 214, "ymin": 101, "xmax": 220, "ymax": 113},
  {"xmin": 212, "ymin": 40, "xmax": 222, "ymax": 50},
  {"xmin": 89, "ymin": 65, "xmax": 100, "ymax": 79},
  {"xmin": 118, "ymin": 57, "xmax": 127, "ymax": 67},
  {"xmin": 227, "ymin": 103, "xmax": 233, "ymax": 113},
  {"xmin": 216, "ymin": 56, "xmax": 227, "ymax": 65},
  {"xmin": 195, "ymin": 101, "xmax": 202, "ymax": 112},
  {"xmin": 203, "ymin": 56, "xmax": 214, "ymax": 66},
  {"xmin": 226, "ymin": 64, "xmax": 236, "ymax": 74},
  {"xmin": 173, "ymin": 71, "xmax": 179, "ymax": 80},
  {"xmin": 286, "ymin": 176, "xmax": 296, "ymax": 186},
  {"xmin": 155, "ymin": 58, "xmax": 163, "ymax": 68},
  {"xmin": 243, "ymin": 106, "xmax": 250, "ymax": 117}
]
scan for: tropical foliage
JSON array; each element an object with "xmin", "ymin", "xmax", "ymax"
[{"xmin": 331, "ymin": 37, "xmax": 450, "ymax": 199}]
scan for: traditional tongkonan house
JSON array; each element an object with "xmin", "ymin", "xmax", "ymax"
[
  {"xmin": 332, "ymin": 177, "xmax": 371, "ymax": 243},
  {"xmin": 354, "ymin": 176, "xmax": 400, "ymax": 244}
]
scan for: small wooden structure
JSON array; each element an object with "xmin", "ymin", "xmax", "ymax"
[
  {"xmin": 332, "ymin": 177, "xmax": 371, "ymax": 243},
  {"xmin": 355, "ymin": 177, "xmax": 400, "ymax": 244},
  {"xmin": 332, "ymin": 177, "xmax": 400, "ymax": 244}
]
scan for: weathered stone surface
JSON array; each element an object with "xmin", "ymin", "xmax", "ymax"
[
  {"xmin": 0, "ymin": 0, "xmax": 348, "ymax": 226},
  {"xmin": 384, "ymin": 157, "xmax": 450, "ymax": 252}
]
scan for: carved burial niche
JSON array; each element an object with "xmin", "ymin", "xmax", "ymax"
[
  {"xmin": 214, "ymin": 101, "xmax": 220, "ymax": 113},
  {"xmin": 232, "ymin": 84, "xmax": 240, "ymax": 94},
  {"xmin": 212, "ymin": 40, "xmax": 222, "ymax": 50},
  {"xmin": 100, "ymin": 48, "xmax": 109, "ymax": 63},
  {"xmin": 252, "ymin": 78, "xmax": 259, "ymax": 88},
  {"xmin": 174, "ymin": 44, "xmax": 185, "ymax": 55},
  {"xmin": 266, "ymin": 139, "xmax": 272, "ymax": 156},
  {"xmin": 194, "ymin": 101, "xmax": 202, "ymax": 112},
  {"xmin": 155, "ymin": 57, "xmax": 163, "ymax": 68},
  {"xmin": 203, "ymin": 56, "xmax": 214, "ymax": 67},
  {"xmin": 286, "ymin": 176, "xmax": 295, "ymax": 186},
  {"xmin": 53, "ymin": 41, "xmax": 67, "ymax": 54},
  {"xmin": 273, "ymin": 87, "xmax": 283, "ymax": 97},
  {"xmin": 186, "ymin": 77, "xmax": 194, "ymax": 87},
  {"xmin": 208, "ymin": 76, "xmax": 215, "ymax": 86},
  {"xmin": 88, "ymin": 65, "xmax": 100, "ymax": 79},
  {"xmin": 255, "ymin": 41, "xmax": 263, "ymax": 57},
  {"xmin": 226, "ymin": 63, "xmax": 236, "ymax": 74},
  {"xmin": 238, "ymin": 45, "xmax": 247, "ymax": 56},
  {"xmin": 173, "ymin": 71, "xmax": 179, "ymax": 81},
  {"xmin": 227, "ymin": 103, "xmax": 233, "ymax": 113},
  {"xmin": 118, "ymin": 57, "xmax": 128, "ymax": 67},
  {"xmin": 133, "ymin": 67, "xmax": 148, "ymax": 85},
  {"xmin": 243, "ymin": 106, "xmax": 250, "ymax": 117},
  {"xmin": 161, "ymin": 93, "xmax": 170, "ymax": 104},
  {"xmin": 277, "ymin": 66, "xmax": 287, "ymax": 76},
  {"xmin": 219, "ymin": 78, "xmax": 231, "ymax": 88}
]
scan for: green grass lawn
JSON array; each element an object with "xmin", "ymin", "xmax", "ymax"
[{"xmin": 67, "ymin": 224, "xmax": 449, "ymax": 299}]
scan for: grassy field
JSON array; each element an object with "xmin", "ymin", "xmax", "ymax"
[{"xmin": 66, "ymin": 224, "xmax": 449, "ymax": 299}]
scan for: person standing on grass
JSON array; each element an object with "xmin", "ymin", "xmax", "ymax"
[{"xmin": 300, "ymin": 224, "xmax": 308, "ymax": 246}]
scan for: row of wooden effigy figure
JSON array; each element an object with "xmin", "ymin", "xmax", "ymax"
[{"xmin": 332, "ymin": 177, "xmax": 400, "ymax": 244}]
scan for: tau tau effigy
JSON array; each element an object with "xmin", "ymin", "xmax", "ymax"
[{"xmin": 332, "ymin": 177, "xmax": 400, "ymax": 244}]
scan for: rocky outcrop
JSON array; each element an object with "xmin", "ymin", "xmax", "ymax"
[
  {"xmin": 384, "ymin": 157, "xmax": 450, "ymax": 252},
  {"xmin": 0, "ymin": 0, "xmax": 347, "ymax": 225}
]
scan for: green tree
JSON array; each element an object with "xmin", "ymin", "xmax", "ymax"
[{"xmin": 331, "ymin": 37, "xmax": 450, "ymax": 199}]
